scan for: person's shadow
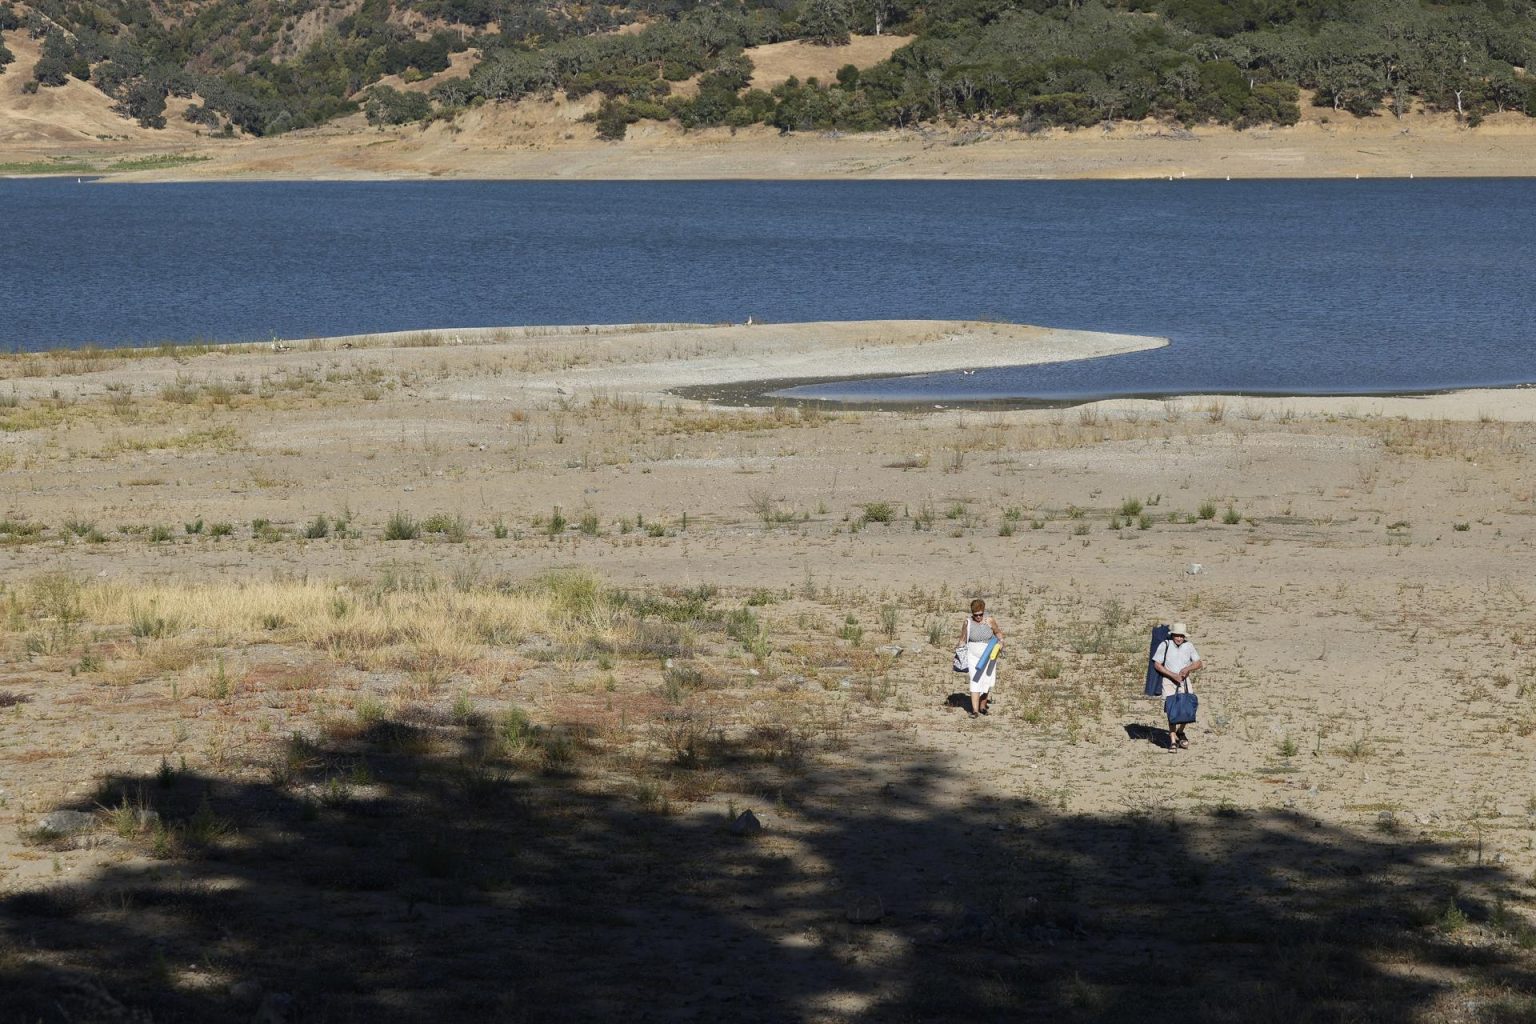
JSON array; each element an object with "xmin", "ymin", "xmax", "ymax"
[{"xmin": 1125, "ymin": 723, "xmax": 1174, "ymax": 749}]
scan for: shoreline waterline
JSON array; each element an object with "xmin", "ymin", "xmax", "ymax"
[
  {"xmin": 673, "ymin": 377, "xmax": 1536, "ymax": 412},
  {"xmin": 5, "ymin": 321, "xmax": 1534, "ymax": 422}
]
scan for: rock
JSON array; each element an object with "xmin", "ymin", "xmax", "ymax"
[
  {"xmin": 846, "ymin": 893, "xmax": 885, "ymax": 925},
  {"xmin": 229, "ymin": 980, "xmax": 262, "ymax": 1005},
  {"xmin": 729, "ymin": 810, "xmax": 762, "ymax": 837},
  {"xmin": 37, "ymin": 810, "xmax": 97, "ymax": 835},
  {"xmin": 252, "ymin": 992, "xmax": 293, "ymax": 1024},
  {"xmin": 877, "ymin": 645, "xmax": 904, "ymax": 658}
]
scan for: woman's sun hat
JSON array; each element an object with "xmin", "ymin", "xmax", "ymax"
[{"xmin": 1171, "ymin": 623, "xmax": 1189, "ymax": 637}]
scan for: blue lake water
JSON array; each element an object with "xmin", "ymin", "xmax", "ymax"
[{"xmin": 3, "ymin": 178, "xmax": 1533, "ymax": 400}]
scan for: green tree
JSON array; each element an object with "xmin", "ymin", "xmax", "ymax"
[
  {"xmin": 801, "ymin": 0, "xmax": 853, "ymax": 46},
  {"xmin": 33, "ymin": 55, "xmax": 71, "ymax": 87},
  {"xmin": 117, "ymin": 78, "xmax": 168, "ymax": 128},
  {"xmin": 363, "ymin": 85, "xmax": 431, "ymax": 125}
]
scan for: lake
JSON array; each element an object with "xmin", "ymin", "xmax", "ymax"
[{"xmin": 4, "ymin": 178, "xmax": 1533, "ymax": 400}]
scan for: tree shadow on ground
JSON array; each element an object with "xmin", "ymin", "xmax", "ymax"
[{"xmin": 3, "ymin": 705, "xmax": 1534, "ymax": 1023}]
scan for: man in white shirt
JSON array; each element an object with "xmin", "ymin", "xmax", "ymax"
[{"xmin": 1152, "ymin": 622, "xmax": 1203, "ymax": 750}]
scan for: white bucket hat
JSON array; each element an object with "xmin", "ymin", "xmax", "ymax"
[{"xmin": 1170, "ymin": 623, "xmax": 1189, "ymax": 638}]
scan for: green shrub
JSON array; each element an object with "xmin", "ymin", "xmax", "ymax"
[
  {"xmin": 384, "ymin": 511, "xmax": 420, "ymax": 541},
  {"xmin": 364, "ymin": 85, "xmax": 431, "ymax": 125},
  {"xmin": 130, "ymin": 608, "xmax": 177, "ymax": 638},
  {"xmin": 860, "ymin": 501, "xmax": 896, "ymax": 524},
  {"xmin": 422, "ymin": 512, "xmax": 468, "ymax": 542}
]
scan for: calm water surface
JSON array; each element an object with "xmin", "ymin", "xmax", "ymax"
[{"xmin": 3, "ymin": 178, "xmax": 1533, "ymax": 400}]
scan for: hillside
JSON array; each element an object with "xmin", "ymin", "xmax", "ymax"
[{"xmin": 4, "ymin": 0, "xmax": 1536, "ymax": 178}]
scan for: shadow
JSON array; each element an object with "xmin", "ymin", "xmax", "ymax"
[
  {"xmin": 1125, "ymin": 722, "xmax": 1174, "ymax": 748},
  {"xmin": 4, "ymin": 707, "xmax": 1534, "ymax": 1023},
  {"xmin": 943, "ymin": 692, "xmax": 974, "ymax": 709}
]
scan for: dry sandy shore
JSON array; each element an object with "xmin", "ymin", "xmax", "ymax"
[
  {"xmin": 25, "ymin": 110, "xmax": 1536, "ymax": 182},
  {"xmin": 2, "ymin": 322, "xmax": 1535, "ymax": 1021}
]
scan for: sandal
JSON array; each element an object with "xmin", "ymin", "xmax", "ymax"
[
  {"xmin": 968, "ymin": 711, "xmax": 979, "ymax": 719},
  {"xmin": 1177, "ymin": 738, "xmax": 1190, "ymax": 749}
]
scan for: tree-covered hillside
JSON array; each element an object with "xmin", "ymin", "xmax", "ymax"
[{"xmin": 2, "ymin": 0, "xmax": 1535, "ymax": 139}]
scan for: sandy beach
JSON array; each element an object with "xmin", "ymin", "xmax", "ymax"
[
  {"xmin": 2, "ymin": 320, "xmax": 1535, "ymax": 1020},
  {"xmin": 14, "ymin": 108, "xmax": 1536, "ymax": 182}
]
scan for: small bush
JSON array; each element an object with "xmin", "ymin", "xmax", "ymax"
[
  {"xmin": 384, "ymin": 511, "xmax": 420, "ymax": 541},
  {"xmin": 208, "ymin": 522, "xmax": 235, "ymax": 538},
  {"xmin": 1222, "ymin": 505, "xmax": 1242, "ymax": 525},
  {"xmin": 148, "ymin": 525, "xmax": 174, "ymax": 543},
  {"xmin": 661, "ymin": 663, "xmax": 706, "ymax": 703},
  {"xmin": 1197, "ymin": 501, "xmax": 1218, "ymax": 521},
  {"xmin": 1119, "ymin": 498, "xmax": 1143, "ymax": 517},
  {"xmin": 422, "ymin": 512, "xmax": 468, "ymax": 542},
  {"xmin": 860, "ymin": 501, "xmax": 896, "ymax": 524},
  {"xmin": 130, "ymin": 608, "xmax": 177, "ymax": 638},
  {"xmin": 0, "ymin": 518, "xmax": 44, "ymax": 538},
  {"xmin": 304, "ymin": 515, "xmax": 330, "ymax": 539}
]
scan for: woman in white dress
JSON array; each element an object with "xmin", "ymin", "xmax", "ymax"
[{"xmin": 957, "ymin": 599, "xmax": 1003, "ymax": 719}]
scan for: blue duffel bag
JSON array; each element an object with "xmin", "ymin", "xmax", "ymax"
[{"xmin": 1164, "ymin": 690, "xmax": 1199, "ymax": 726}]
